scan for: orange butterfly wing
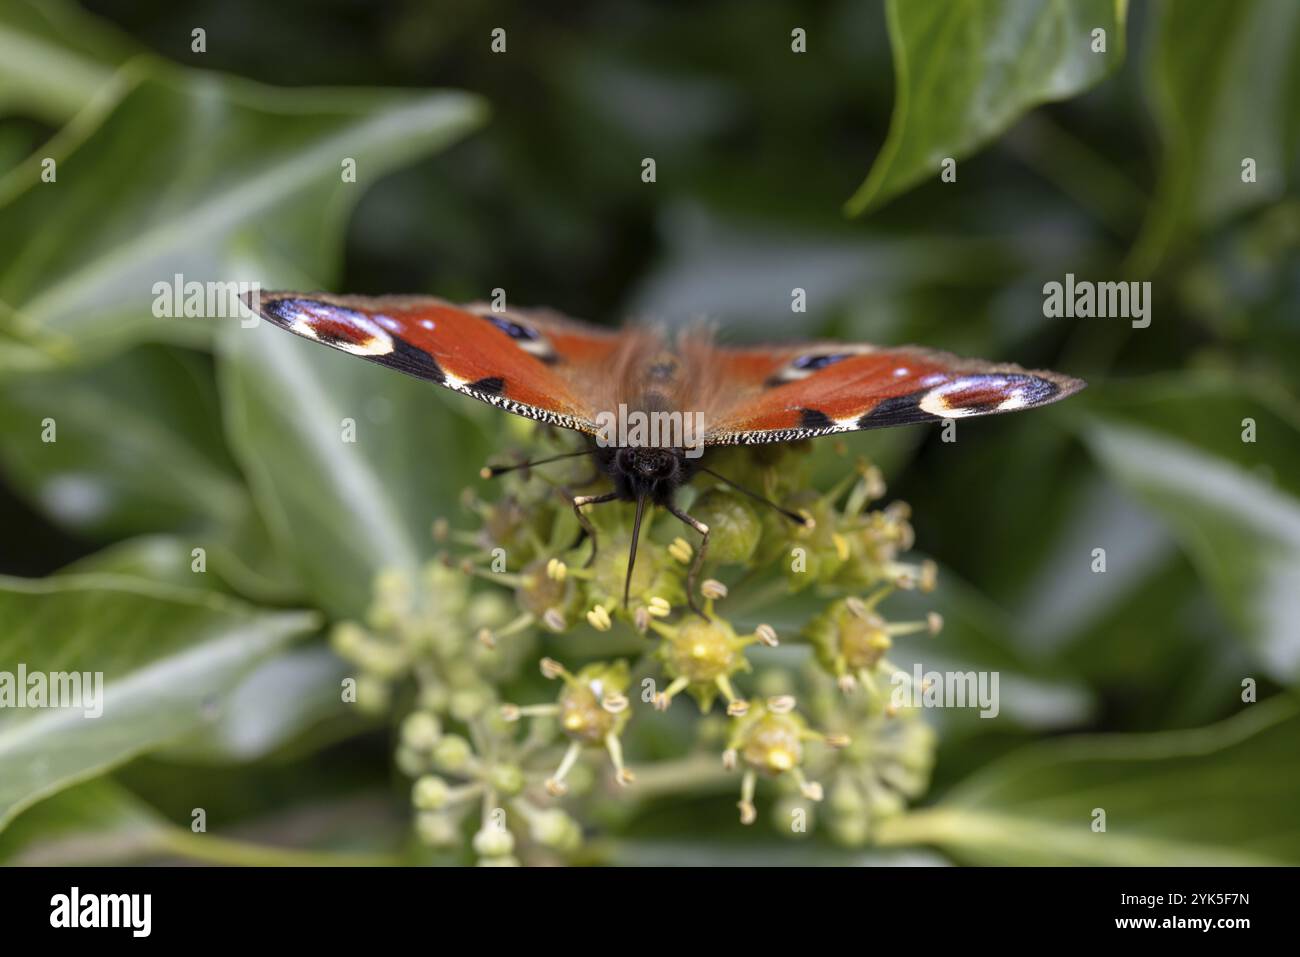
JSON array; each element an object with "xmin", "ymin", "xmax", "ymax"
[
  {"xmin": 246, "ymin": 292, "xmax": 623, "ymax": 434},
  {"xmin": 703, "ymin": 342, "xmax": 1085, "ymax": 444}
]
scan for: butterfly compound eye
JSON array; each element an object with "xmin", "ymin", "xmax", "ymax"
[
  {"xmin": 638, "ymin": 449, "xmax": 676, "ymax": 479},
  {"xmin": 613, "ymin": 448, "xmax": 676, "ymax": 481}
]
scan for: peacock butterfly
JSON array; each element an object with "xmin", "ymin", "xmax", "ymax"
[{"xmin": 244, "ymin": 292, "xmax": 1085, "ymax": 614}]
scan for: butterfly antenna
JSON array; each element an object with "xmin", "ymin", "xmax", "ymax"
[
  {"xmin": 480, "ymin": 448, "xmax": 594, "ymax": 479},
  {"xmin": 623, "ymin": 493, "xmax": 648, "ymax": 608},
  {"xmin": 700, "ymin": 466, "xmax": 809, "ymax": 526}
]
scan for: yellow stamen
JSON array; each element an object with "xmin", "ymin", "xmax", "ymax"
[{"xmin": 586, "ymin": 605, "xmax": 612, "ymax": 632}]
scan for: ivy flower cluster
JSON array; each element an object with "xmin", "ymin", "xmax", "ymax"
[{"xmin": 330, "ymin": 434, "xmax": 941, "ymax": 863}]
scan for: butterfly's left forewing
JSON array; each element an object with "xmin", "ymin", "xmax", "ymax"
[
  {"xmin": 702, "ymin": 342, "xmax": 1085, "ymax": 444},
  {"xmin": 247, "ymin": 292, "xmax": 625, "ymax": 434}
]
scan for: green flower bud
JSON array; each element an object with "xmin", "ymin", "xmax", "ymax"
[
  {"xmin": 481, "ymin": 702, "xmax": 517, "ymax": 738},
  {"xmin": 330, "ymin": 622, "xmax": 369, "ymax": 658},
  {"xmin": 488, "ymin": 763, "xmax": 525, "ymax": 797},
  {"xmin": 395, "ymin": 745, "xmax": 430, "ymax": 777},
  {"xmin": 354, "ymin": 675, "xmax": 391, "ymax": 716},
  {"xmin": 472, "ymin": 825, "xmax": 515, "ymax": 858},
  {"xmin": 418, "ymin": 682, "xmax": 450, "ymax": 714},
  {"xmin": 690, "ymin": 490, "xmax": 761, "ymax": 565},
  {"xmin": 529, "ymin": 808, "xmax": 580, "ymax": 850},
  {"xmin": 432, "ymin": 734, "xmax": 473, "ymax": 773},
  {"xmin": 466, "ymin": 590, "xmax": 514, "ymax": 632},
  {"xmin": 895, "ymin": 721, "xmax": 938, "ymax": 776},
  {"xmin": 828, "ymin": 775, "xmax": 866, "ymax": 816},
  {"xmin": 449, "ymin": 686, "xmax": 492, "ymax": 722},
  {"xmin": 558, "ymin": 819, "xmax": 583, "ymax": 852},
  {"xmin": 355, "ymin": 641, "xmax": 409, "ymax": 680},
  {"xmin": 428, "ymin": 622, "xmax": 465, "ymax": 659},
  {"xmin": 867, "ymin": 783, "xmax": 906, "ymax": 818},
  {"xmin": 368, "ymin": 567, "xmax": 414, "ymax": 631},
  {"xmin": 829, "ymin": 811, "xmax": 870, "ymax": 847},
  {"xmin": 422, "ymin": 562, "xmax": 471, "ymax": 618},
  {"xmin": 412, "ymin": 774, "xmax": 451, "ymax": 811},
  {"xmin": 400, "ymin": 711, "xmax": 442, "ymax": 752},
  {"xmin": 444, "ymin": 659, "xmax": 479, "ymax": 688},
  {"xmin": 414, "ymin": 811, "xmax": 459, "ymax": 848}
]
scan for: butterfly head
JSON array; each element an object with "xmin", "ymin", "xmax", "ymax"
[
  {"xmin": 602, "ymin": 446, "xmax": 699, "ymax": 506},
  {"xmin": 595, "ymin": 445, "xmax": 697, "ymax": 610}
]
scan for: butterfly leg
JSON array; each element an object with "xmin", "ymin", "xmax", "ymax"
[
  {"xmin": 666, "ymin": 504, "xmax": 710, "ymax": 619},
  {"xmin": 572, "ymin": 492, "xmax": 618, "ymax": 567}
]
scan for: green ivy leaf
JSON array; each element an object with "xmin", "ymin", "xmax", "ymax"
[
  {"xmin": 0, "ymin": 345, "xmax": 248, "ymax": 539},
  {"xmin": 878, "ymin": 697, "xmax": 1300, "ymax": 864},
  {"xmin": 847, "ymin": 0, "xmax": 1127, "ymax": 215},
  {"xmin": 57, "ymin": 538, "xmax": 348, "ymax": 763},
  {"xmin": 218, "ymin": 325, "xmax": 497, "ymax": 620},
  {"xmin": 1080, "ymin": 374, "xmax": 1300, "ymax": 682},
  {"xmin": 1131, "ymin": 0, "xmax": 1300, "ymax": 272},
  {"xmin": 0, "ymin": 342, "xmax": 308, "ymax": 602},
  {"xmin": 0, "ymin": 778, "xmax": 170, "ymax": 865},
  {"xmin": 0, "ymin": 776, "xmax": 401, "ymax": 865},
  {"xmin": 0, "ymin": 65, "xmax": 486, "ymax": 364},
  {"xmin": 155, "ymin": 645, "xmax": 355, "ymax": 764},
  {"xmin": 55, "ymin": 538, "xmax": 348, "ymax": 764},
  {"xmin": 0, "ymin": 574, "xmax": 319, "ymax": 831},
  {"xmin": 0, "ymin": 0, "xmax": 136, "ymax": 124},
  {"xmin": 58, "ymin": 532, "xmax": 304, "ymax": 606}
]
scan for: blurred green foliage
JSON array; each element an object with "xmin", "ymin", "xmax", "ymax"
[{"xmin": 0, "ymin": 0, "xmax": 1297, "ymax": 865}]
